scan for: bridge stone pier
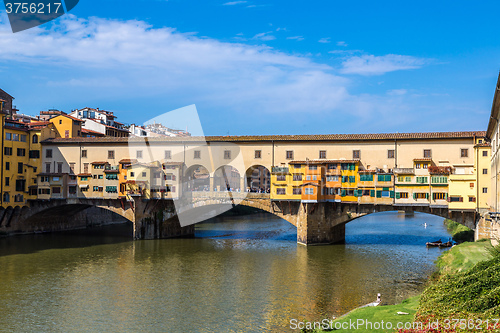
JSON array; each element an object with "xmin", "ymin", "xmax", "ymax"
[{"xmin": 0, "ymin": 193, "xmax": 479, "ymax": 245}]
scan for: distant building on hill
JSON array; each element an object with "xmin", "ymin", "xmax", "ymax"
[{"xmin": 129, "ymin": 122, "xmax": 191, "ymax": 137}]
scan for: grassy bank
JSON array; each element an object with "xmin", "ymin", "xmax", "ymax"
[
  {"xmin": 311, "ymin": 241, "xmax": 493, "ymax": 333},
  {"xmin": 444, "ymin": 218, "xmax": 474, "ymax": 242},
  {"xmin": 413, "ymin": 241, "xmax": 500, "ymax": 332}
]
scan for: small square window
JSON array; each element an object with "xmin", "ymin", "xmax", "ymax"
[
  {"xmin": 108, "ymin": 150, "xmax": 115, "ymax": 159},
  {"xmin": 483, "ymin": 151, "xmax": 488, "ymax": 157},
  {"xmin": 224, "ymin": 150, "xmax": 231, "ymax": 159},
  {"xmin": 142, "ymin": 172, "xmax": 147, "ymax": 177},
  {"xmin": 81, "ymin": 150, "xmax": 87, "ymax": 158},
  {"xmin": 319, "ymin": 150, "xmax": 326, "ymax": 159},
  {"xmin": 483, "ymin": 187, "xmax": 488, "ymax": 194},
  {"xmin": 423, "ymin": 149, "xmax": 431, "ymax": 158},
  {"xmin": 286, "ymin": 151, "xmax": 294, "ymax": 160},
  {"xmin": 387, "ymin": 150, "xmax": 395, "ymax": 159},
  {"xmin": 46, "ymin": 149, "xmax": 53, "ymax": 158},
  {"xmin": 194, "ymin": 150, "xmax": 201, "ymax": 159},
  {"xmin": 254, "ymin": 150, "xmax": 261, "ymax": 159},
  {"xmin": 136, "ymin": 150, "xmax": 143, "ymax": 159},
  {"xmin": 461, "ymin": 149, "xmax": 468, "ymax": 158},
  {"xmin": 353, "ymin": 150, "xmax": 360, "ymax": 159},
  {"xmin": 164, "ymin": 150, "xmax": 172, "ymax": 159},
  {"xmin": 483, "ymin": 168, "xmax": 488, "ymax": 174}
]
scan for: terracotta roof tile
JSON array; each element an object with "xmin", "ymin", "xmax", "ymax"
[
  {"xmin": 42, "ymin": 131, "xmax": 486, "ymax": 144},
  {"xmin": 91, "ymin": 161, "xmax": 109, "ymax": 165},
  {"xmin": 119, "ymin": 159, "xmax": 137, "ymax": 164}
]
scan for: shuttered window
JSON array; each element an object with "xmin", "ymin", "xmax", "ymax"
[
  {"xmin": 360, "ymin": 174, "xmax": 373, "ymax": 182},
  {"xmin": 377, "ymin": 175, "xmax": 391, "ymax": 182}
]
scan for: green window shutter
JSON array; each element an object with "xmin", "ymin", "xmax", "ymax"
[
  {"xmin": 349, "ymin": 176, "xmax": 355, "ymax": 183},
  {"xmin": 445, "ymin": 193, "xmax": 448, "ymax": 199},
  {"xmin": 369, "ymin": 175, "xmax": 373, "ymax": 181},
  {"xmin": 350, "ymin": 164, "xmax": 355, "ymax": 170},
  {"xmin": 355, "ymin": 190, "xmax": 360, "ymax": 197},
  {"xmin": 370, "ymin": 190, "xmax": 375, "ymax": 197},
  {"xmin": 377, "ymin": 175, "xmax": 382, "ymax": 182},
  {"xmin": 425, "ymin": 193, "xmax": 429, "ymax": 199},
  {"xmin": 341, "ymin": 189, "xmax": 346, "ymax": 197},
  {"xmin": 376, "ymin": 191, "xmax": 382, "ymax": 198},
  {"xmin": 383, "ymin": 187, "xmax": 389, "ymax": 191},
  {"xmin": 413, "ymin": 192, "xmax": 416, "ymax": 200},
  {"xmin": 396, "ymin": 192, "xmax": 401, "ymax": 199},
  {"xmin": 390, "ymin": 191, "xmax": 395, "ymax": 198}
]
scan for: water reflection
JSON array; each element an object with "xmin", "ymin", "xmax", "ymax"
[{"xmin": 0, "ymin": 211, "xmax": 451, "ymax": 332}]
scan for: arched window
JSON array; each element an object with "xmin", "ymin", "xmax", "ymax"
[
  {"xmin": 3, "ymin": 192, "xmax": 9, "ymax": 203},
  {"xmin": 32, "ymin": 135, "xmax": 38, "ymax": 144}
]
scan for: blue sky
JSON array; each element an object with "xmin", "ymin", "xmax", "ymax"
[{"xmin": 1, "ymin": 0, "xmax": 499, "ymax": 135}]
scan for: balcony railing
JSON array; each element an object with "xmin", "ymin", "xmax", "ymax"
[{"xmin": 272, "ymin": 167, "xmax": 289, "ymax": 173}]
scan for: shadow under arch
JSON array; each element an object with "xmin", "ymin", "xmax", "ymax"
[
  {"xmin": 194, "ymin": 204, "xmax": 298, "ymax": 241},
  {"xmin": 339, "ymin": 210, "xmax": 461, "ymax": 246},
  {"xmin": 245, "ymin": 165, "xmax": 270, "ymax": 193},
  {"xmin": 22, "ymin": 203, "xmax": 133, "ymax": 234},
  {"xmin": 338, "ymin": 208, "xmax": 475, "ymax": 230}
]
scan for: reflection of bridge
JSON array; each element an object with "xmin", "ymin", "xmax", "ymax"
[{"xmin": 4, "ymin": 192, "xmax": 477, "ymax": 245}]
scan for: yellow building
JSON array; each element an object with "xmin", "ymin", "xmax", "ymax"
[
  {"xmin": 340, "ymin": 161, "xmax": 359, "ymax": 203},
  {"xmin": 48, "ymin": 114, "xmax": 84, "ymax": 138},
  {"xmin": 2, "ymin": 119, "xmax": 42, "ymax": 207}
]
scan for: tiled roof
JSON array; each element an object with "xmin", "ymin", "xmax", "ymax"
[
  {"xmin": 358, "ymin": 169, "xmax": 377, "ymax": 173},
  {"xmin": 54, "ymin": 114, "xmax": 84, "ymax": 122},
  {"xmin": 41, "ymin": 130, "xmax": 486, "ymax": 144},
  {"xmin": 91, "ymin": 161, "xmax": 109, "ymax": 165},
  {"xmin": 413, "ymin": 158, "xmax": 433, "ymax": 161},
  {"xmin": 77, "ymin": 173, "xmax": 92, "ymax": 176},
  {"xmin": 81, "ymin": 128, "xmax": 105, "ymax": 136},
  {"xmin": 119, "ymin": 159, "xmax": 137, "ymax": 164}
]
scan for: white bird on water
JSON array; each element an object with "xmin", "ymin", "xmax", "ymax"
[{"xmin": 424, "ymin": 223, "xmax": 427, "ymax": 228}]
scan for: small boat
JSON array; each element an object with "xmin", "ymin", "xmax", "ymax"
[
  {"xmin": 438, "ymin": 241, "xmax": 453, "ymax": 248},
  {"xmin": 426, "ymin": 239, "xmax": 442, "ymax": 247}
]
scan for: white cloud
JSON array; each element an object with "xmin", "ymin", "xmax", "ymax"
[
  {"xmin": 336, "ymin": 41, "xmax": 347, "ymax": 46},
  {"xmin": 387, "ymin": 89, "xmax": 407, "ymax": 96},
  {"xmin": 0, "ymin": 15, "xmax": 443, "ymax": 133},
  {"xmin": 0, "ymin": 15, "xmax": 353, "ymax": 115},
  {"xmin": 340, "ymin": 54, "xmax": 428, "ymax": 76},
  {"xmin": 318, "ymin": 37, "xmax": 330, "ymax": 43},
  {"xmin": 328, "ymin": 49, "xmax": 362, "ymax": 55},
  {"xmin": 252, "ymin": 31, "xmax": 276, "ymax": 41},
  {"xmin": 223, "ymin": 1, "xmax": 247, "ymax": 5},
  {"xmin": 287, "ymin": 36, "xmax": 304, "ymax": 41}
]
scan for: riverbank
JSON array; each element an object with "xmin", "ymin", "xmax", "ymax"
[
  {"xmin": 443, "ymin": 218, "xmax": 475, "ymax": 242},
  {"xmin": 313, "ymin": 239, "xmax": 493, "ymax": 333}
]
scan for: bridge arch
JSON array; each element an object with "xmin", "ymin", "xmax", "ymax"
[
  {"xmin": 3, "ymin": 199, "xmax": 135, "ymax": 235},
  {"xmin": 213, "ymin": 165, "xmax": 242, "ymax": 192},
  {"xmin": 245, "ymin": 165, "xmax": 270, "ymax": 193},
  {"xmin": 185, "ymin": 164, "xmax": 211, "ymax": 192}
]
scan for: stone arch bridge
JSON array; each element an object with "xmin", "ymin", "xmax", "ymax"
[{"xmin": 0, "ymin": 193, "xmax": 478, "ymax": 245}]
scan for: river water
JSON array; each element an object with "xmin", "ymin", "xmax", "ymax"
[{"xmin": 0, "ymin": 211, "xmax": 452, "ymax": 332}]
